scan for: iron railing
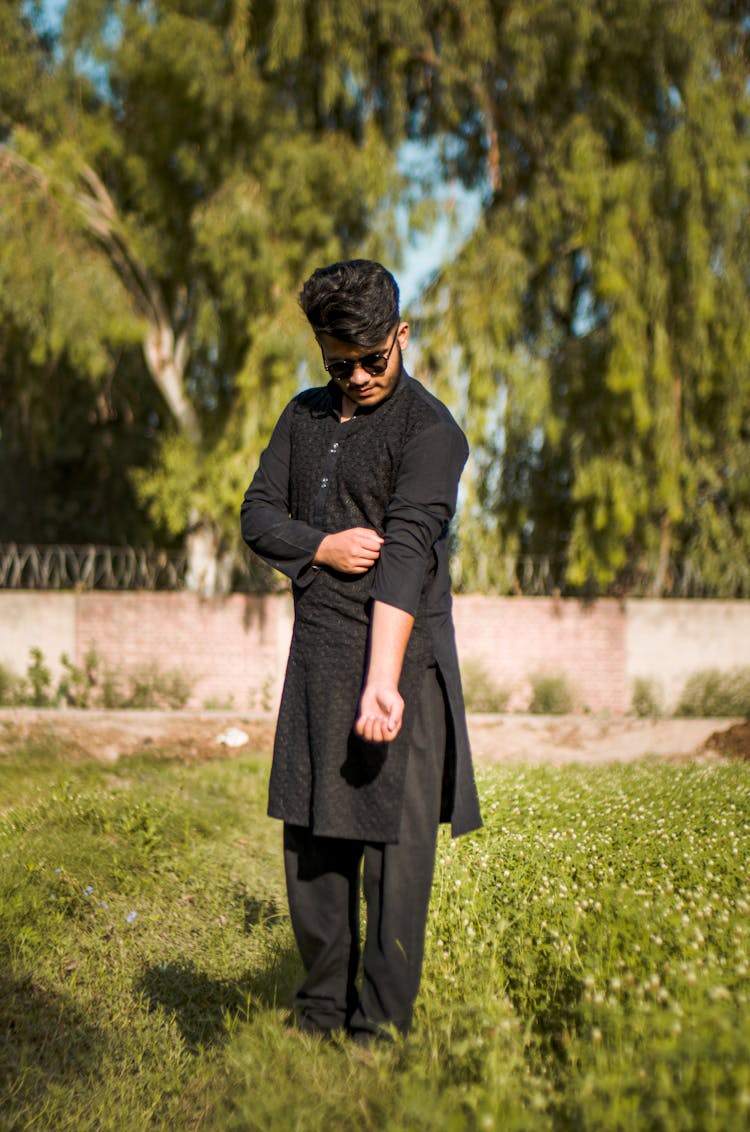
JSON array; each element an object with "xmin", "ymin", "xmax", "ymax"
[
  {"xmin": 0, "ymin": 542, "xmax": 748, "ymax": 597},
  {"xmin": 0, "ymin": 543, "xmax": 187, "ymax": 591}
]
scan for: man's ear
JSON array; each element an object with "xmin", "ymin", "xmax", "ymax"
[{"xmin": 397, "ymin": 322, "xmax": 410, "ymax": 349}]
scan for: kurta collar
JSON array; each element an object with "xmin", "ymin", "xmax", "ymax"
[{"xmin": 324, "ymin": 367, "xmax": 408, "ymax": 421}]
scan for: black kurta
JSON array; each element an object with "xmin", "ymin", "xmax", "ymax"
[{"xmin": 241, "ymin": 368, "xmax": 482, "ymax": 842}]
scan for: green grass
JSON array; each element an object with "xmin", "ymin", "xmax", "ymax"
[{"xmin": 1, "ymin": 736, "xmax": 749, "ymax": 1130}]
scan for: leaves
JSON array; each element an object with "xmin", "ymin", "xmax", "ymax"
[
  {"xmin": 1, "ymin": 0, "xmax": 748, "ymax": 595},
  {"xmin": 415, "ymin": 0, "xmax": 750, "ymax": 593}
]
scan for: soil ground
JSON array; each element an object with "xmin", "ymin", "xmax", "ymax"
[{"xmin": 1, "ymin": 709, "xmax": 748, "ymax": 766}]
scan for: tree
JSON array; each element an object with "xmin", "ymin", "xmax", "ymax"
[
  {"xmin": 406, "ymin": 0, "xmax": 750, "ymax": 595},
  {"xmin": 0, "ymin": 0, "xmax": 407, "ymax": 591},
  {"xmin": 0, "ymin": 1, "xmax": 158, "ymax": 545}
]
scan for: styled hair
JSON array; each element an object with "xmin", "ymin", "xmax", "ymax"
[{"xmin": 299, "ymin": 260, "xmax": 400, "ymax": 347}]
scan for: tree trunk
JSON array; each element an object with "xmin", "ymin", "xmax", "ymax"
[
  {"xmin": 652, "ymin": 513, "xmax": 672, "ymax": 596},
  {"xmin": 652, "ymin": 368, "xmax": 682, "ymax": 596},
  {"xmin": 184, "ymin": 511, "xmax": 235, "ymax": 597},
  {"xmin": 143, "ymin": 322, "xmax": 201, "ymax": 447}
]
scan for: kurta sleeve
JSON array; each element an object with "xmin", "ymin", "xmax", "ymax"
[
  {"xmin": 240, "ymin": 400, "xmax": 325, "ymax": 585},
  {"xmin": 370, "ymin": 417, "xmax": 469, "ymax": 616}
]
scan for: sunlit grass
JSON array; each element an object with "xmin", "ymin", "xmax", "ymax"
[{"xmin": 1, "ymin": 737, "xmax": 749, "ymax": 1130}]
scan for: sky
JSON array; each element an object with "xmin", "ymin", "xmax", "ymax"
[{"xmin": 33, "ymin": 0, "xmax": 482, "ymax": 306}]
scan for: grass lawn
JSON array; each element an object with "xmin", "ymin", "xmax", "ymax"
[{"xmin": 1, "ymin": 733, "xmax": 749, "ymax": 1130}]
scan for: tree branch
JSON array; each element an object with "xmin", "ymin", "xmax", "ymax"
[{"xmin": 0, "ymin": 143, "xmax": 201, "ymax": 445}]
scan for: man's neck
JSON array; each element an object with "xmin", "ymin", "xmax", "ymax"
[{"xmin": 339, "ymin": 393, "xmax": 357, "ymax": 422}]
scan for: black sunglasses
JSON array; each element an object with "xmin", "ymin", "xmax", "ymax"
[{"xmin": 320, "ymin": 328, "xmax": 399, "ymax": 383}]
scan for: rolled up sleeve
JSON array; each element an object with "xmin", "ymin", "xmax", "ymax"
[
  {"xmin": 370, "ymin": 419, "xmax": 469, "ymax": 615},
  {"xmin": 240, "ymin": 401, "xmax": 325, "ymax": 585}
]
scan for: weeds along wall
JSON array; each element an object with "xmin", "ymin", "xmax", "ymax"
[{"xmin": 1, "ymin": 592, "xmax": 750, "ymax": 714}]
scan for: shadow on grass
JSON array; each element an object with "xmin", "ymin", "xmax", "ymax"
[
  {"xmin": 136, "ymin": 943, "xmax": 301, "ymax": 1051},
  {"xmin": 238, "ymin": 893, "xmax": 282, "ymax": 934},
  {"xmin": 503, "ymin": 960, "xmax": 587, "ymax": 1127},
  {"xmin": 0, "ymin": 972, "xmax": 106, "ymax": 1112}
]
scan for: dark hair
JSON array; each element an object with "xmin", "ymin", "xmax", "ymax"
[{"xmin": 299, "ymin": 260, "xmax": 399, "ymax": 346}]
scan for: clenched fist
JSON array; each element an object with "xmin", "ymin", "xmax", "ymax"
[
  {"xmin": 314, "ymin": 527, "xmax": 384, "ymax": 574},
  {"xmin": 354, "ymin": 682, "xmax": 405, "ymax": 743}
]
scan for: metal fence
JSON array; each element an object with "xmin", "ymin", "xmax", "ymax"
[
  {"xmin": 0, "ymin": 544, "xmax": 187, "ymax": 591},
  {"xmin": 1, "ymin": 542, "xmax": 748, "ymax": 597}
]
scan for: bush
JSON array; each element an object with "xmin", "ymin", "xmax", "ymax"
[
  {"xmin": 631, "ymin": 676, "xmax": 664, "ymax": 718},
  {"xmin": 26, "ymin": 648, "xmax": 53, "ymax": 707},
  {"xmin": 528, "ymin": 671, "xmax": 575, "ymax": 714},
  {"xmin": 460, "ymin": 659, "xmax": 511, "ymax": 713},
  {"xmin": 675, "ymin": 666, "xmax": 750, "ymax": 717},
  {"xmin": 203, "ymin": 694, "xmax": 236, "ymax": 711},
  {"xmin": 0, "ymin": 662, "xmax": 25, "ymax": 706},
  {"xmin": 1, "ymin": 646, "xmax": 194, "ymax": 711},
  {"xmin": 127, "ymin": 661, "xmax": 193, "ymax": 710},
  {"xmin": 57, "ymin": 649, "xmax": 98, "ymax": 708}
]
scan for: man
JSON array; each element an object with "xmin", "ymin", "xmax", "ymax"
[{"xmin": 240, "ymin": 259, "xmax": 481, "ymax": 1045}]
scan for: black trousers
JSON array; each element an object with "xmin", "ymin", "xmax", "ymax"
[{"xmin": 283, "ymin": 665, "xmax": 446, "ymax": 1040}]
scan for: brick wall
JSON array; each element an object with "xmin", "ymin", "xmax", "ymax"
[
  {"xmin": 2, "ymin": 591, "xmax": 749, "ymax": 714},
  {"xmin": 451, "ymin": 596, "xmax": 628, "ymax": 713},
  {"xmin": 74, "ymin": 592, "xmax": 293, "ymax": 711}
]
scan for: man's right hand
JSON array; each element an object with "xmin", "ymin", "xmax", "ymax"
[{"xmin": 313, "ymin": 528, "xmax": 384, "ymax": 574}]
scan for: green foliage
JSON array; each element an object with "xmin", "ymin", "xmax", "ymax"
[
  {"xmin": 630, "ymin": 675, "xmax": 665, "ymax": 718},
  {"xmin": 203, "ymin": 694, "xmax": 236, "ymax": 712},
  {"xmin": 528, "ymin": 671, "xmax": 576, "ymax": 715},
  {"xmin": 675, "ymin": 667, "xmax": 750, "ymax": 718},
  {"xmin": 460, "ymin": 657, "xmax": 511, "ymax": 713},
  {"xmin": 0, "ymin": 646, "xmax": 194, "ymax": 710},
  {"xmin": 0, "ymin": 662, "xmax": 24, "ymax": 706},
  {"xmin": 25, "ymin": 646, "xmax": 52, "ymax": 707},
  {"xmin": 257, "ymin": 674, "xmax": 276, "ymax": 714},
  {"xmin": 1, "ymin": 744, "xmax": 749, "ymax": 1129},
  {"xmin": 411, "ymin": 0, "xmax": 750, "ymax": 596},
  {"xmin": 57, "ymin": 649, "xmax": 97, "ymax": 708},
  {"xmin": 126, "ymin": 661, "xmax": 193, "ymax": 710},
  {"xmin": 91, "ymin": 656, "xmax": 194, "ymax": 711}
]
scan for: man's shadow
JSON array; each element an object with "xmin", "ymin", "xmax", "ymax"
[{"xmin": 135, "ymin": 894, "xmax": 300, "ymax": 1050}]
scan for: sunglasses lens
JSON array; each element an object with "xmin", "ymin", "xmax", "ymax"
[
  {"xmin": 328, "ymin": 361, "xmax": 355, "ymax": 381},
  {"xmin": 361, "ymin": 354, "xmax": 388, "ymax": 375}
]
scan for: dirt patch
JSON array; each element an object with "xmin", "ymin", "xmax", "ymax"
[
  {"xmin": 0, "ymin": 708, "xmax": 746, "ymax": 766},
  {"xmin": 702, "ymin": 719, "xmax": 750, "ymax": 761},
  {"xmin": 0, "ymin": 709, "xmax": 276, "ymax": 763},
  {"xmin": 465, "ymin": 714, "xmax": 748, "ymax": 766}
]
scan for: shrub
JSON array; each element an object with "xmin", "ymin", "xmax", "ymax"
[
  {"xmin": 26, "ymin": 648, "xmax": 53, "ymax": 707},
  {"xmin": 127, "ymin": 662, "xmax": 193, "ymax": 710},
  {"xmin": 460, "ymin": 658, "xmax": 511, "ymax": 713},
  {"xmin": 3, "ymin": 645, "xmax": 194, "ymax": 711},
  {"xmin": 95, "ymin": 661, "xmax": 128, "ymax": 709},
  {"xmin": 631, "ymin": 676, "xmax": 664, "ymax": 718},
  {"xmin": 0, "ymin": 662, "xmax": 25, "ymax": 706},
  {"xmin": 675, "ymin": 666, "xmax": 750, "ymax": 717},
  {"xmin": 528, "ymin": 671, "xmax": 575, "ymax": 714},
  {"xmin": 56, "ymin": 649, "xmax": 98, "ymax": 709},
  {"xmin": 203, "ymin": 694, "xmax": 236, "ymax": 711}
]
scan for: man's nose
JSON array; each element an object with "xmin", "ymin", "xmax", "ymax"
[{"xmin": 348, "ymin": 364, "xmax": 371, "ymax": 384}]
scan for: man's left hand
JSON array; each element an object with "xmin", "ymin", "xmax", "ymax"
[{"xmin": 354, "ymin": 683, "xmax": 404, "ymax": 743}]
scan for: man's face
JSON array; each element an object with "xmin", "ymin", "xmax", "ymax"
[{"xmin": 318, "ymin": 322, "xmax": 409, "ymax": 412}]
